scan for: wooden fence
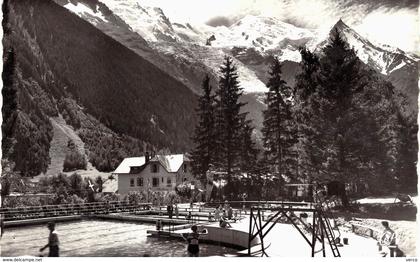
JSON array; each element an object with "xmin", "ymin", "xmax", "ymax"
[{"xmin": 0, "ymin": 201, "xmax": 152, "ymax": 221}]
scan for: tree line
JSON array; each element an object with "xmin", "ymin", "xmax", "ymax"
[{"xmin": 191, "ymin": 30, "xmax": 417, "ymax": 202}]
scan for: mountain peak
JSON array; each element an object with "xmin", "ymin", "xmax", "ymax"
[
  {"xmin": 321, "ymin": 18, "xmax": 417, "ymax": 75},
  {"xmin": 332, "ymin": 18, "xmax": 350, "ymax": 32}
]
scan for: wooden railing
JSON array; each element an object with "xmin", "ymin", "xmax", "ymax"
[{"xmin": 0, "ymin": 201, "xmax": 152, "ymax": 221}]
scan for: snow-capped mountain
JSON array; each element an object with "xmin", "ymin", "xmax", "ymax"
[
  {"xmin": 98, "ymin": 1, "xmax": 178, "ymax": 42},
  {"xmin": 95, "ymin": 0, "xmax": 271, "ymax": 93},
  {"xmin": 58, "ymin": 0, "xmax": 418, "ymax": 117},
  {"xmin": 314, "ymin": 19, "xmax": 418, "ymax": 75},
  {"xmin": 95, "ymin": 0, "xmax": 318, "ymax": 63},
  {"xmin": 208, "ymin": 16, "xmax": 313, "ymax": 50},
  {"xmin": 64, "ymin": 1, "xmax": 109, "ymax": 25},
  {"xmin": 67, "ymin": 0, "xmax": 417, "ymax": 73}
]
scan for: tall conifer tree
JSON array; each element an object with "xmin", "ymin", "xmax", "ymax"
[
  {"xmin": 292, "ymin": 28, "xmax": 417, "ymax": 200},
  {"xmin": 262, "ymin": 57, "xmax": 294, "ymax": 193},
  {"xmin": 215, "ymin": 56, "xmax": 246, "ymax": 182},
  {"xmin": 239, "ymin": 119, "xmax": 258, "ymax": 174},
  {"xmin": 191, "ymin": 75, "xmax": 217, "ymax": 182},
  {"xmin": 314, "ymin": 29, "xmax": 408, "ymax": 202},
  {"xmin": 293, "ymin": 47, "xmax": 321, "ymax": 189},
  {"xmin": 315, "ymin": 29, "xmax": 363, "ymax": 205}
]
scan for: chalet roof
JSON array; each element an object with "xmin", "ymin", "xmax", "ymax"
[
  {"xmin": 113, "ymin": 154, "xmax": 190, "ymax": 174},
  {"xmin": 150, "ymin": 154, "xmax": 186, "ymax": 173},
  {"xmin": 113, "ymin": 157, "xmax": 146, "ymax": 174}
]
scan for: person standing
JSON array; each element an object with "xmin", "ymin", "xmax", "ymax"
[
  {"xmin": 242, "ymin": 193, "xmax": 247, "ymax": 211},
  {"xmin": 40, "ymin": 222, "xmax": 60, "ymax": 257},
  {"xmin": 1, "ymin": 214, "xmax": 4, "ymax": 238},
  {"xmin": 186, "ymin": 211, "xmax": 192, "ymax": 221},
  {"xmin": 174, "ymin": 204, "xmax": 179, "ymax": 219},
  {"xmin": 182, "ymin": 225, "xmax": 208, "ymax": 257},
  {"xmin": 167, "ymin": 204, "xmax": 173, "ymax": 219}
]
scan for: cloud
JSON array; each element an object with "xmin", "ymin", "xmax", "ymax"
[
  {"xmin": 206, "ymin": 16, "xmax": 236, "ymax": 27},
  {"xmin": 353, "ymin": 7, "xmax": 418, "ymax": 52}
]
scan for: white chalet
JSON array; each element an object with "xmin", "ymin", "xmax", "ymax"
[{"xmin": 114, "ymin": 153, "xmax": 198, "ymax": 194}]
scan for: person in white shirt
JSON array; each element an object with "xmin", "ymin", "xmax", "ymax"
[{"xmin": 378, "ymin": 221, "xmax": 396, "ymax": 257}]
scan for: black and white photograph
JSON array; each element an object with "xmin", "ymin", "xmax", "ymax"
[{"xmin": 0, "ymin": 0, "xmax": 418, "ymax": 258}]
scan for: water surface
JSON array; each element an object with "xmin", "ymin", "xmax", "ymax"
[{"xmin": 1, "ymin": 219, "xmax": 239, "ymax": 257}]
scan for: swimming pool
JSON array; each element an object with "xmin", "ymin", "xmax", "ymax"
[{"xmin": 0, "ymin": 219, "xmax": 240, "ymax": 257}]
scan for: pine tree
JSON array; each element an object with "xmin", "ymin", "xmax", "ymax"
[
  {"xmin": 359, "ymin": 77, "xmax": 417, "ymax": 193},
  {"xmin": 293, "ymin": 47, "xmax": 321, "ymax": 192},
  {"xmin": 262, "ymin": 57, "xmax": 294, "ymax": 194},
  {"xmin": 317, "ymin": 29, "xmax": 361, "ymax": 177},
  {"xmin": 291, "ymin": 30, "xmax": 416, "ymax": 200},
  {"xmin": 2, "ymin": 48, "xmax": 16, "ymax": 123},
  {"xmin": 239, "ymin": 119, "xmax": 258, "ymax": 175},
  {"xmin": 191, "ymin": 75, "xmax": 217, "ymax": 182},
  {"xmin": 395, "ymin": 112, "xmax": 417, "ymax": 193},
  {"xmin": 2, "ymin": 0, "xmax": 17, "ymax": 155},
  {"xmin": 214, "ymin": 57, "xmax": 247, "ymax": 181},
  {"xmin": 348, "ymin": 72, "xmax": 396, "ymax": 194},
  {"xmin": 314, "ymin": 29, "xmax": 411, "ymax": 202}
]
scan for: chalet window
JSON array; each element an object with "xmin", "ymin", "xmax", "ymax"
[
  {"xmin": 183, "ymin": 164, "xmax": 187, "ymax": 173},
  {"xmin": 151, "ymin": 164, "xmax": 159, "ymax": 173},
  {"xmin": 152, "ymin": 177, "xmax": 159, "ymax": 187},
  {"xmin": 161, "ymin": 177, "xmax": 164, "ymax": 183},
  {"xmin": 130, "ymin": 178, "xmax": 135, "ymax": 187},
  {"xmin": 130, "ymin": 167, "xmax": 140, "ymax": 174},
  {"xmin": 167, "ymin": 178, "xmax": 172, "ymax": 187},
  {"xmin": 137, "ymin": 177, "xmax": 143, "ymax": 187}
]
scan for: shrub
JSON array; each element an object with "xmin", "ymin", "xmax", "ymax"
[
  {"xmin": 2, "ymin": 196, "xmax": 42, "ymax": 208},
  {"xmin": 124, "ymin": 191, "xmax": 146, "ymax": 205},
  {"xmin": 68, "ymin": 173, "xmax": 84, "ymax": 197},
  {"xmin": 95, "ymin": 176, "xmax": 104, "ymax": 192},
  {"xmin": 97, "ymin": 193, "xmax": 120, "ymax": 202},
  {"xmin": 67, "ymin": 194, "xmax": 85, "ymax": 204},
  {"xmin": 175, "ymin": 184, "xmax": 192, "ymax": 199},
  {"xmin": 63, "ymin": 149, "xmax": 87, "ymax": 172}
]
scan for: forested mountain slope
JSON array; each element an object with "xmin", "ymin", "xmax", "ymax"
[{"xmin": 2, "ymin": 0, "xmax": 198, "ymax": 176}]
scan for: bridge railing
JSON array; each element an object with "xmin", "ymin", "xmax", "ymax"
[
  {"xmin": 205, "ymin": 200, "xmax": 314, "ymax": 209},
  {"xmin": 0, "ymin": 201, "xmax": 152, "ymax": 221}
]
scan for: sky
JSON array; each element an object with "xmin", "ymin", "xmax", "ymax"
[{"xmin": 139, "ymin": 0, "xmax": 419, "ymax": 53}]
